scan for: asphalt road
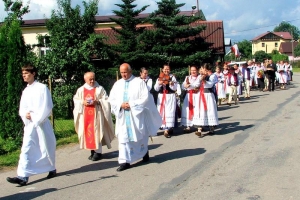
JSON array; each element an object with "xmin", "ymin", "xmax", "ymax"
[{"xmin": 1, "ymin": 74, "xmax": 300, "ymax": 200}]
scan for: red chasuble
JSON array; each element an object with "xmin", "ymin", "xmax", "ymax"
[{"xmin": 83, "ymin": 88, "xmax": 96, "ymax": 149}]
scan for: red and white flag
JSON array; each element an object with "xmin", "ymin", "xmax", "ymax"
[{"xmin": 231, "ymin": 44, "xmax": 240, "ymax": 57}]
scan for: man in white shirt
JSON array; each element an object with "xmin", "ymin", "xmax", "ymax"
[{"xmin": 7, "ymin": 65, "xmax": 56, "ymax": 186}]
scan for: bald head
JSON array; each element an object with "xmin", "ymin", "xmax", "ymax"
[
  {"xmin": 84, "ymin": 72, "xmax": 95, "ymax": 87},
  {"xmin": 120, "ymin": 63, "xmax": 132, "ymax": 80}
]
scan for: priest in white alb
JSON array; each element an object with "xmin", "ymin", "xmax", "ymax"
[
  {"xmin": 7, "ymin": 65, "xmax": 56, "ymax": 186},
  {"xmin": 109, "ymin": 63, "xmax": 162, "ymax": 171},
  {"xmin": 73, "ymin": 72, "xmax": 115, "ymax": 161}
]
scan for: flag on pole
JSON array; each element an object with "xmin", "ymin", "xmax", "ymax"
[{"xmin": 231, "ymin": 44, "xmax": 240, "ymax": 57}]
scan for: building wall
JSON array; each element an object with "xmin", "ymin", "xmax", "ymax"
[{"xmin": 252, "ymin": 39, "xmax": 290, "ymax": 54}]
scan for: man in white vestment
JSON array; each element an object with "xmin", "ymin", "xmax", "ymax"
[
  {"xmin": 7, "ymin": 65, "xmax": 56, "ymax": 186},
  {"xmin": 109, "ymin": 63, "xmax": 162, "ymax": 171},
  {"xmin": 73, "ymin": 72, "xmax": 115, "ymax": 161}
]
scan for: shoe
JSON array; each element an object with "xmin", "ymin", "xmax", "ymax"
[
  {"xmin": 88, "ymin": 150, "xmax": 95, "ymax": 160},
  {"xmin": 235, "ymin": 101, "xmax": 237, "ymax": 105},
  {"xmin": 227, "ymin": 103, "xmax": 231, "ymax": 106},
  {"xmin": 117, "ymin": 163, "xmax": 130, "ymax": 172},
  {"xmin": 143, "ymin": 151, "xmax": 149, "ymax": 162},
  {"xmin": 164, "ymin": 130, "xmax": 170, "ymax": 138},
  {"xmin": 47, "ymin": 170, "xmax": 57, "ymax": 179},
  {"xmin": 91, "ymin": 153, "xmax": 102, "ymax": 161},
  {"xmin": 195, "ymin": 131, "xmax": 202, "ymax": 137},
  {"xmin": 6, "ymin": 177, "xmax": 27, "ymax": 186},
  {"xmin": 183, "ymin": 127, "xmax": 191, "ymax": 133}
]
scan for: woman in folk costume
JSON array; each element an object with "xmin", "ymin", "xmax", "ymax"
[
  {"xmin": 233, "ymin": 64, "xmax": 242, "ymax": 100},
  {"xmin": 140, "ymin": 67, "xmax": 153, "ymax": 91},
  {"xmin": 194, "ymin": 63, "xmax": 219, "ymax": 137},
  {"xmin": 222, "ymin": 63, "xmax": 230, "ymax": 100},
  {"xmin": 255, "ymin": 62, "xmax": 265, "ymax": 91},
  {"xmin": 277, "ymin": 60, "xmax": 287, "ymax": 89},
  {"xmin": 284, "ymin": 61, "xmax": 293, "ymax": 84},
  {"xmin": 214, "ymin": 66, "xmax": 226, "ymax": 106},
  {"xmin": 154, "ymin": 64, "xmax": 177, "ymax": 138},
  {"xmin": 263, "ymin": 59, "xmax": 270, "ymax": 91},
  {"xmin": 180, "ymin": 65, "xmax": 200, "ymax": 132}
]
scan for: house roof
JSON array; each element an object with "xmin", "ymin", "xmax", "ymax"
[
  {"xmin": 20, "ymin": 10, "xmax": 206, "ymax": 27},
  {"xmin": 252, "ymin": 31, "xmax": 292, "ymax": 41},
  {"xmin": 279, "ymin": 41, "xmax": 299, "ymax": 54},
  {"xmin": 95, "ymin": 20, "xmax": 225, "ymax": 54}
]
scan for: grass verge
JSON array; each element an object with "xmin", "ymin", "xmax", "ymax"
[
  {"xmin": 0, "ymin": 119, "xmax": 78, "ymax": 170},
  {"xmin": 293, "ymin": 68, "xmax": 300, "ymax": 72}
]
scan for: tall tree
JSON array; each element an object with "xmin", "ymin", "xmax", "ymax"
[
  {"xmin": 0, "ymin": 0, "xmax": 29, "ymax": 149},
  {"xmin": 43, "ymin": 0, "xmax": 107, "ymax": 118},
  {"xmin": 109, "ymin": 0, "xmax": 149, "ymax": 68},
  {"xmin": 274, "ymin": 21, "xmax": 300, "ymax": 40},
  {"xmin": 138, "ymin": 0, "xmax": 211, "ymax": 68},
  {"xmin": 236, "ymin": 40, "xmax": 252, "ymax": 59},
  {"xmin": 294, "ymin": 43, "xmax": 300, "ymax": 57}
]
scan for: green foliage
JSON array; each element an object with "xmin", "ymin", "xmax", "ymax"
[
  {"xmin": 40, "ymin": 0, "xmax": 107, "ymax": 118},
  {"xmin": 273, "ymin": 21, "xmax": 300, "ymax": 40},
  {"xmin": 224, "ymin": 53, "xmax": 236, "ymax": 61},
  {"xmin": 294, "ymin": 43, "xmax": 300, "ymax": 57},
  {"xmin": 137, "ymin": 0, "xmax": 211, "ymax": 69},
  {"xmin": 236, "ymin": 40, "xmax": 252, "ymax": 59},
  {"xmin": 109, "ymin": 0, "xmax": 149, "ymax": 68},
  {"xmin": 253, "ymin": 50, "xmax": 271, "ymax": 62},
  {"xmin": 271, "ymin": 53, "xmax": 288, "ymax": 63},
  {"xmin": 0, "ymin": 1, "xmax": 29, "ymax": 149}
]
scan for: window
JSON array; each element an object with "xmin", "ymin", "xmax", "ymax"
[
  {"xmin": 275, "ymin": 43, "xmax": 278, "ymax": 47},
  {"xmin": 262, "ymin": 43, "xmax": 265, "ymax": 47},
  {"xmin": 40, "ymin": 47, "xmax": 50, "ymax": 56}
]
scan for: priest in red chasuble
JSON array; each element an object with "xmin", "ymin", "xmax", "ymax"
[{"xmin": 73, "ymin": 72, "xmax": 115, "ymax": 161}]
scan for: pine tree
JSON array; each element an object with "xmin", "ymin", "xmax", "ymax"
[
  {"xmin": 109, "ymin": 0, "xmax": 149, "ymax": 68},
  {"xmin": 138, "ymin": 0, "xmax": 211, "ymax": 68},
  {"xmin": 0, "ymin": 0, "xmax": 29, "ymax": 149}
]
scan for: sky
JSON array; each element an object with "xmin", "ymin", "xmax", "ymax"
[{"xmin": 1, "ymin": 0, "xmax": 300, "ymax": 42}]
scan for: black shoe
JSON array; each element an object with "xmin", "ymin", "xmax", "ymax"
[
  {"xmin": 117, "ymin": 163, "xmax": 130, "ymax": 172},
  {"xmin": 6, "ymin": 177, "xmax": 27, "ymax": 186},
  {"xmin": 47, "ymin": 170, "xmax": 57, "ymax": 179},
  {"xmin": 88, "ymin": 150, "xmax": 95, "ymax": 160},
  {"xmin": 143, "ymin": 151, "xmax": 149, "ymax": 162},
  {"xmin": 91, "ymin": 153, "xmax": 102, "ymax": 161}
]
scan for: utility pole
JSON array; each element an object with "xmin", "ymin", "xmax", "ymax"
[{"xmin": 197, "ymin": 0, "xmax": 200, "ymax": 16}]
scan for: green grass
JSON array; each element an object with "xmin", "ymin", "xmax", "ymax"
[
  {"xmin": 0, "ymin": 119, "xmax": 79, "ymax": 169},
  {"xmin": 293, "ymin": 68, "xmax": 300, "ymax": 72}
]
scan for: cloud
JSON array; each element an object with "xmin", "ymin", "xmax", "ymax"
[{"xmin": 1, "ymin": 0, "xmax": 300, "ymax": 42}]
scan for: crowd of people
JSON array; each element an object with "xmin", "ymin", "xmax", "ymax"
[{"xmin": 6, "ymin": 59, "xmax": 293, "ymax": 186}]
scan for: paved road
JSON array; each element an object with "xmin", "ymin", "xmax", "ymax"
[{"xmin": 1, "ymin": 74, "xmax": 300, "ymax": 200}]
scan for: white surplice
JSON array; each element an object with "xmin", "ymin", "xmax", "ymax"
[
  {"xmin": 109, "ymin": 76, "xmax": 162, "ymax": 164},
  {"xmin": 17, "ymin": 81, "xmax": 56, "ymax": 177},
  {"xmin": 73, "ymin": 82, "xmax": 115, "ymax": 152}
]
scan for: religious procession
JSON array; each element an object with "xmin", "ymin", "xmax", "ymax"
[{"xmin": 6, "ymin": 59, "xmax": 293, "ymax": 186}]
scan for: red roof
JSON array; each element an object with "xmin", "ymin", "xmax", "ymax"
[
  {"xmin": 95, "ymin": 20, "xmax": 225, "ymax": 54},
  {"xmin": 20, "ymin": 10, "xmax": 205, "ymax": 27},
  {"xmin": 279, "ymin": 41, "xmax": 298, "ymax": 54},
  {"xmin": 252, "ymin": 31, "xmax": 292, "ymax": 41}
]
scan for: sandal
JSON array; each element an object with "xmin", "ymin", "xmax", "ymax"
[{"xmin": 164, "ymin": 130, "xmax": 170, "ymax": 138}]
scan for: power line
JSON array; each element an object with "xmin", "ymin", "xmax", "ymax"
[{"xmin": 224, "ymin": 18, "xmax": 300, "ymax": 35}]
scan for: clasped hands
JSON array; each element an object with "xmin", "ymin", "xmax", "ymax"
[
  {"xmin": 83, "ymin": 99, "xmax": 98, "ymax": 106},
  {"xmin": 121, "ymin": 102, "xmax": 130, "ymax": 110}
]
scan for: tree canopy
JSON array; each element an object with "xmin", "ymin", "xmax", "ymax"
[
  {"xmin": 109, "ymin": 0, "xmax": 149, "ymax": 68},
  {"xmin": 138, "ymin": 0, "xmax": 211, "ymax": 68},
  {"xmin": 0, "ymin": 0, "xmax": 29, "ymax": 153},
  {"xmin": 273, "ymin": 21, "xmax": 300, "ymax": 40}
]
